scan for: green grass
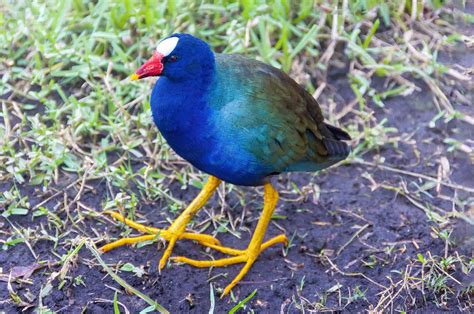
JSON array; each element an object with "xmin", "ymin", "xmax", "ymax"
[
  {"xmin": 1, "ymin": 0, "xmax": 471, "ymax": 192},
  {"xmin": 0, "ymin": 0, "xmax": 473, "ymax": 312}
]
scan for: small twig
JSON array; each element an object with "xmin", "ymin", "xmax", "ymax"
[
  {"xmin": 65, "ymin": 169, "xmax": 90, "ymax": 211},
  {"xmin": 33, "ymin": 178, "xmax": 82, "ymax": 210},
  {"xmin": 427, "ymin": 252, "xmax": 462, "ymax": 286},
  {"xmin": 325, "ymin": 256, "xmax": 387, "ymax": 290},
  {"xmin": 336, "ymin": 224, "xmax": 370, "ymax": 256},
  {"xmin": 312, "ymin": 82, "xmax": 326, "ymax": 100}
]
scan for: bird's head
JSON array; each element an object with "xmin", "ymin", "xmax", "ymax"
[{"xmin": 131, "ymin": 33, "xmax": 214, "ymax": 82}]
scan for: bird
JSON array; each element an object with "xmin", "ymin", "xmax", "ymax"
[{"xmin": 100, "ymin": 33, "xmax": 351, "ymax": 297}]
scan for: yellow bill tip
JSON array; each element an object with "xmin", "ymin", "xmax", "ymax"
[{"xmin": 130, "ymin": 73, "xmax": 139, "ymax": 81}]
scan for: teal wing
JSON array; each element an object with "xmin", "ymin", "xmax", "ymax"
[{"xmin": 212, "ymin": 54, "xmax": 350, "ymax": 174}]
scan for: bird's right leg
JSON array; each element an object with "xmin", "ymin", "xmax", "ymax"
[
  {"xmin": 100, "ymin": 176, "xmax": 222, "ymax": 269},
  {"xmin": 172, "ymin": 183, "xmax": 288, "ymax": 296}
]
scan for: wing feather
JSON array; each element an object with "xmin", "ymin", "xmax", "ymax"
[{"xmin": 214, "ymin": 54, "xmax": 350, "ymax": 174}]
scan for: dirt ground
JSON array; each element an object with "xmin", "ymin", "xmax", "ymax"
[{"xmin": 1, "ymin": 50, "xmax": 473, "ymax": 313}]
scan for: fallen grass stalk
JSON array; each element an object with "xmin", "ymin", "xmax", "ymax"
[
  {"xmin": 92, "ymin": 297, "xmax": 130, "ymax": 314},
  {"xmin": 86, "ymin": 242, "xmax": 169, "ymax": 314},
  {"xmin": 373, "ymin": 275, "xmax": 408, "ymax": 312},
  {"xmin": 59, "ymin": 238, "xmax": 86, "ymax": 280},
  {"xmin": 325, "ymin": 256, "xmax": 387, "ymax": 290},
  {"xmin": 354, "ymin": 160, "xmax": 474, "ymax": 193}
]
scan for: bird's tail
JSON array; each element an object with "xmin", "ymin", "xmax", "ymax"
[
  {"xmin": 324, "ymin": 123, "xmax": 351, "ymax": 140},
  {"xmin": 323, "ymin": 138, "xmax": 351, "ymax": 158},
  {"xmin": 323, "ymin": 123, "xmax": 351, "ymax": 158}
]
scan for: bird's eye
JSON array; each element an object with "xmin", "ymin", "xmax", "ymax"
[{"xmin": 169, "ymin": 55, "xmax": 178, "ymax": 62}]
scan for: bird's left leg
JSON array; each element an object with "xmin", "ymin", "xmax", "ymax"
[
  {"xmin": 172, "ymin": 183, "xmax": 288, "ymax": 296},
  {"xmin": 100, "ymin": 176, "xmax": 222, "ymax": 269}
]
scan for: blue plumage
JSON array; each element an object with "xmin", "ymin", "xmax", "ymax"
[{"xmin": 149, "ymin": 34, "xmax": 350, "ymax": 186}]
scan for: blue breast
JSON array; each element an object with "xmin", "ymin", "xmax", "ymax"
[
  {"xmin": 150, "ymin": 73, "xmax": 268, "ymax": 186},
  {"xmin": 151, "ymin": 77, "xmax": 212, "ymax": 165}
]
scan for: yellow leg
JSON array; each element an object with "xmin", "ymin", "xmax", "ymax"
[
  {"xmin": 172, "ymin": 183, "xmax": 288, "ymax": 297},
  {"xmin": 100, "ymin": 176, "xmax": 222, "ymax": 270}
]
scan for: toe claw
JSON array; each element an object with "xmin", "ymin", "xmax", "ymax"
[
  {"xmin": 222, "ymin": 284, "xmax": 234, "ymax": 297},
  {"xmin": 159, "ymin": 236, "xmax": 178, "ymax": 270}
]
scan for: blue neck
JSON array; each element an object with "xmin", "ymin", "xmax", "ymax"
[{"xmin": 150, "ymin": 62, "xmax": 216, "ymax": 164}]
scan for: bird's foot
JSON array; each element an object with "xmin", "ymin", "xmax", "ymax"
[
  {"xmin": 99, "ymin": 210, "xmax": 221, "ymax": 269},
  {"xmin": 172, "ymin": 234, "xmax": 288, "ymax": 296}
]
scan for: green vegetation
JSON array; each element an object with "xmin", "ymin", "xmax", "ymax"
[{"xmin": 0, "ymin": 0, "xmax": 472, "ymax": 312}]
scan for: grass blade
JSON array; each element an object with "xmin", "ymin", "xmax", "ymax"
[
  {"xmin": 86, "ymin": 242, "xmax": 169, "ymax": 314},
  {"xmin": 290, "ymin": 24, "xmax": 319, "ymax": 59},
  {"xmin": 362, "ymin": 18, "xmax": 380, "ymax": 49},
  {"xmin": 209, "ymin": 283, "xmax": 215, "ymax": 314},
  {"xmin": 113, "ymin": 291, "xmax": 120, "ymax": 314},
  {"xmin": 229, "ymin": 289, "xmax": 257, "ymax": 314}
]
